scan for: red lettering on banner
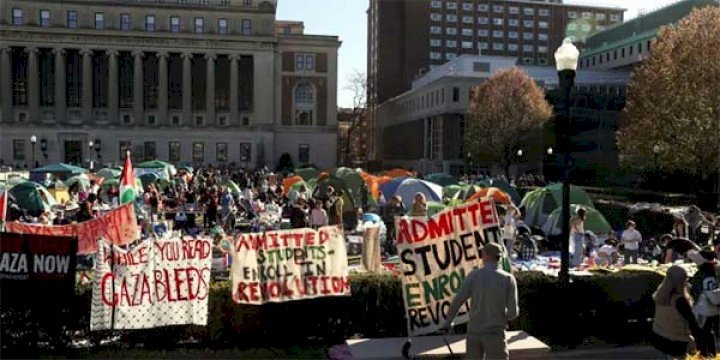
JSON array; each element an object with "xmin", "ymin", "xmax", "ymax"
[
  {"xmin": 319, "ymin": 230, "xmax": 329, "ymax": 245},
  {"xmin": 411, "ymin": 220, "xmax": 428, "ymax": 243},
  {"xmin": 479, "ymin": 200, "xmax": 494, "ymax": 225},
  {"xmin": 305, "ymin": 231, "xmax": 316, "ymax": 246},
  {"xmin": 452, "ymin": 207, "xmax": 468, "ymax": 232},
  {"xmin": 427, "ymin": 212, "xmax": 452, "ymax": 239},
  {"xmin": 466, "ymin": 202, "xmax": 480, "ymax": 227},
  {"xmin": 397, "ymin": 219, "xmax": 412, "ymax": 245},
  {"xmin": 154, "ymin": 269, "xmax": 167, "ymax": 301},
  {"xmin": 100, "ymin": 272, "xmax": 118, "ymax": 306}
]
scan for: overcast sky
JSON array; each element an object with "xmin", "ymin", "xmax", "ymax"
[{"xmin": 276, "ymin": 0, "xmax": 682, "ymax": 107}]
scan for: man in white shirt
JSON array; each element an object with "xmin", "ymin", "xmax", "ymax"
[{"xmin": 621, "ymin": 220, "xmax": 642, "ymax": 264}]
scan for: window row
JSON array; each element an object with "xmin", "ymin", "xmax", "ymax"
[
  {"xmin": 580, "ymin": 40, "xmax": 652, "ymax": 68},
  {"xmin": 398, "ymin": 87, "xmax": 447, "ymax": 115},
  {"xmin": 567, "ymin": 22, "xmax": 605, "ymax": 32},
  {"xmin": 10, "ymin": 8, "xmax": 252, "ymax": 35},
  {"xmin": 431, "ymin": 16, "xmax": 548, "ymax": 29},
  {"xmin": 430, "ymin": 29, "xmax": 549, "ymax": 41},
  {"xmin": 567, "ymin": 10, "xmax": 620, "ymax": 22},
  {"xmin": 430, "ymin": 1, "xmax": 550, "ymax": 16}
]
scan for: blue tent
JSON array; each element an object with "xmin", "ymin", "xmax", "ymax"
[{"xmin": 380, "ymin": 178, "xmax": 443, "ymax": 209}]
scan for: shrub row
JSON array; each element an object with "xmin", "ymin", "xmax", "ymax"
[{"xmin": 1, "ymin": 269, "xmax": 664, "ymax": 354}]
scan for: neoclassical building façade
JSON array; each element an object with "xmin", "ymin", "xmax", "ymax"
[{"xmin": 0, "ymin": 0, "xmax": 340, "ymax": 169}]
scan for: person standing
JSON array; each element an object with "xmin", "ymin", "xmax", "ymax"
[
  {"xmin": 442, "ymin": 243, "xmax": 519, "ymax": 360},
  {"xmin": 310, "ymin": 201, "xmax": 328, "ymax": 229},
  {"xmin": 410, "ymin": 192, "xmax": 428, "ymax": 217},
  {"xmin": 690, "ymin": 250, "xmax": 720, "ymax": 357},
  {"xmin": 621, "ymin": 220, "xmax": 642, "ymax": 265},
  {"xmin": 502, "ymin": 205, "xmax": 519, "ymax": 257},
  {"xmin": 651, "ymin": 265, "xmax": 701, "ymax": 358},
  {"xmin": 569, "ymin": 208, "xmax": 586, "ymax": 267},
  {"xmin": 328, "ymin": 188, "xmax": 344, "ymax": 228},
  {"xmin": 289, "ymin": 197, "xmax": 309, "ymax": 229}
]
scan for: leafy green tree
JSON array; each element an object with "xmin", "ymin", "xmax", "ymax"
[{"xmin": 465, "ymin": 67, "xmax": 553, "ymax": 176}]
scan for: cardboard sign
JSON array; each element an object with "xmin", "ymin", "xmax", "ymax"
[
  {"xmin": 396, "ymin": 200, "xmax": 502, "ymax": 336},
  {"xmin": 90, "ymin": 237, "xmax": 212, "ymax": 330},
  {"xmin": 231, "ymin": 226, "xmax": 350, "ymax": 304},
  {"xmin": 5, "ymin": 203, "xmax": 139, "ymax": 254}
]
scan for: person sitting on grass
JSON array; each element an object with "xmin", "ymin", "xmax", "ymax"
[{"xmin": 594, "ymin": 238, "xmax": 619, "ymax": 267}]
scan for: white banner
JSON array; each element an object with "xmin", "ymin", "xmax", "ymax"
[
  {"xmin": 231, "ymin": 226, "xmax": 350, "ymax": 304},
  {"xmin": 90, "ymin": 237, "xmax": 212, "ymax": 330}
]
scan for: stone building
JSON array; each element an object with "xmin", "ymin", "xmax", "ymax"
[{"xmin": 0, "ymin": 0, "xmax": 340, "ymax": 169}]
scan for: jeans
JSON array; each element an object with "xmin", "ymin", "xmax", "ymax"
[
  {"xmin": 698, "ymin": 315, "xmax": 719, "ymax": 357},
  {"xmin": 570, "ymin": 234, "xmax": 584, "ymax": 267},
  {"xmin": 624, "ymin": 249, "xmax": 639, "ymax": 264},
  {"xmin": 466, "ymin": 333, "xmax": 508, "ymax": 360}
]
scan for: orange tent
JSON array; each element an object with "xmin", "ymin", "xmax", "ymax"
[
  {"xmin": 385, "ymin": 168, "xmax": 414, "ymax": 178},
  {"xmin": 358, "ymin": 171, "xmax": 381, "ymax": 200},
  {"xmin": 282, "ymin": 175, "xmax": 304, "ymax": 195},
  {"xmin": 465, "ymin": 187, "xmax": 513, "ymax": 205},
  {"xmin": 376, "ymin": 175, "xmax": 393, "ymax": 186}
]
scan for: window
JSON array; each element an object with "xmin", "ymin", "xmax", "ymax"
[
  {"xmin": 192, "ymin": 142, "xmax": 204, "ymax": 162},
  {"xmin": 509, "ymin": 6, "xmax": 519, "ymax": 14},
  {"xmin": 120, "ymin": 13, "xmax": 131, "ymax": 31},
  {"xmin": 493, "ymin": 18, "xmax": 504, "ymax": 25},
  {"xmin": 13, "ymin": 140, "xmax": 25, "ymax": 160},
  {"xmin": 621, "ymin": 48, "xmax": 625, "ymax": 57},
  {"xmin": 492, "ymin": 43, "xmax": 504, "ymax": 50},
  {"xmin": 122, "ymin": 115, "xmax": 132, "ymax": 125},
  {"xmin": 596, "ymin": 13, "xmax": 606, "ymax": 21},
  {"xmin": 293, "ymin": 83, "xmax": 314, "ymax": 126},
  {"xmin": 194, "ymin": 17, "xmax": 204, "ymax": 33},
  {"xmin": 12, "ymin": 8, "xmax": 23, "ymax": 26},
  {"xmin": 538, "ymin": 59, "xmax": 547, "ymax": 65},
  {"xmin": 430, "ymin": 26, "xmax": 441, "ymax": 34},
  {"xmin": 582, "ymin": 12, "xmax": 592, "ymax": 19},
  {"xmin": 240, "ymin": 19, "xmax": 251, "ymax": 35},
  {"xmin": 452, "ymin": 87, "xmax": 460, "ymax": 102},
  {"xmin": 431, "ymin": 0, "xmax": 442, "ymax": 8},
  {"xmin": 462, "ymin": 3, "xmax": 473, "ymax": 11},
  {"xmin": 170, "ymin": 16, "xmax": 180, "ymax": 33},
  {"xmin": 430, "ymin": 38, "xmax": 441, "ymax": 47},
  {"xmin": 493, "ymin": 5, "xmax": 504, "ymax": 13},
  {"xmin": 147, "ymin": 114, "xmax": 157, "ymax": 125},
  {"xmin": 523, "ymin": 45, "xmax": 534, "ymax": 52},
  {"xmin": 567, "ymin": 23, "xmax": 577, "ymax": 31},
  {"xmin": 171, "ymin": 115, "xmax": 181, "ymax": 125},
  {"xmin": 568, "ymin": 11, "xmax": 577, "ymax": 19},
  {"xmin": 478, "ymin": 42, "xmax": 489, "ymax": 50},
  {"xmin": 430, "ymin": 13, "xmax": 441, "ymax": 21},
  {"xmin": 446, "ymin": 40, "xmax": 457, "ymax": 47},
  {"xmin": 509, "ymin": 19, "xmax": 519, "ymax": 27},
  {"xmin": 613, "ymin": 50, "xmax": 617, "ymax": 60},
  {"xmin": 446, "ymin": 2, "xmax": 458, "ymax": 9},
  {"xmin": 446, "ymin": 27, "xmax": 457, "ymax": 35},
  {"xmin": 298, "ymin": 144, "xmax": 310, "ymax": 164},
  {"xmin": 95, "ymin": 12, "xmax": 105, "ymax": 29},
  {"xmin": 462, "ymin": 16, "xmax": 473, "ymax": 24},
  {"xmin": 596, "ymin": 25, "xmax": 606, "ymax": 31},
  {"xmin": 477, "ymin": 29, "xmax": 489, "ymax": 36},
  {"xmin": 295, "ymin": 54, "xmax": 315, "ymax": 71},
  {"xmin": 508, "ymin": 31, "xmax": 519, "ymax": 39},
  {"xmin": 218, "ymin": 18, "xmax": 228, "ymax": 34},
  {"xmin": 538, "ymin": 21, "xmax": 548, "ymax": 29},
  {"xmin": 168, "ymin": 142, "xmax": 181, "ymax": 162},
  {"xmin": 538, "ymin": 33, "xmax": 548, "ymax": 41},
  {"xmin": 493, "ymin": 30, "xmax": 503, "ymax": 38},
  {"xmin": 581, "ymin": 23, "xmax": 591, "ymax": 32},
  {"xmin": 523, "ymin": 20, "xmax": 534, "ymax": 28},
  {"xmin": 461, "ymin": 41, "xmax": 473, "ymax": 49},
  {"xmin": 524, "ymin": 8, "xmax": 535, "ymax": 16},
  {"xmin": 629, "ymin": 45, "xmax": 634, "ymax": 55},
  {"xmin": 538, "ymin": 46, "xmax": 547, "ymax": 53},
  {"xmin": 40, "ymin": 10, "xmax": 50, "ymax": 28},
  {"xmin": 461, "ymin": 28, "xmax": 473, "ymax": 36},
  {"xmin": 216, "ymin": 143, "xmax": 228, "ymax": 162},
  {"xmin": 508, "ymin": 44, "xmax": 519, "ymax": 51},
  {"xmin": 144, "ymin": 142, "xmax": 157, "ymax": 160},
  {"xmin": 194, "ymin": 116, "xmax": 204, "ymax": 126},
  {"xmin": 539, "ymin": 9, "xmax": 549, "ymax": 16},
  {"xmin": 522, "ymin": 57, "xmax": 533, "ymax": 65},
  {"xmin": 67, "ymin": 11, "xmax": 78, "ymax": 28},
  {"xmin": 523, "ymin": 32, "xmax": 534, "ymax": 40},
  {"xmin": 478, "ymin": 17, "xmax": 489, "ymax": 24},
  {"xmin": 446, "ymin": 53, "xmax": 457, "ymax": 60},
  {"xmin": 638, "ymin": 42, "xmax": 643, "ymax": 53},
  {"xmin": 119, "ymin": 141, "xmax": 132, "ymax": 159},
  {"xmin": 145, "ymin": 15, "xmax": 156, "ymax": 32},
  {"xmin": 478, "ymin": 4, "xmax": 489, "ymax": 11},
  {"xmin": 430, "ymin": 51, "xmax": 442, "ymax": 60},
  {"xmin": 446, "ymin": 14, "xmax": 457, "ymax": 22},
  {"xmin": 239, "ymin": 143, "xmax": 252, "ymax": 162},
  {"xmin": 610, "ymin": 14, "xmax": 620, "ymax": 22}
]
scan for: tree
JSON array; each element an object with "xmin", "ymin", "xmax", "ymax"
[
  {"xmin": 342, "ymin": 70, "xmax": 367, "ymax": 166},
  {"xmin": 617, "ymin": 7, "xmax": 720, "ymax": 189},
  {"xmin": 465, "ymin": 67, "xmax": 553, "ymax": 177}
]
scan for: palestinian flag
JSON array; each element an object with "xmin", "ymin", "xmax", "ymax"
[{"xmin": 119, "ymin": 151, "xmax": 137, "ymax": 204}]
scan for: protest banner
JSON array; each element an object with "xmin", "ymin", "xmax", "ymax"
[
  {"xmin": 5, "ymin": 203, "xmax": 139, "ymax": 254},
  {"xmin": 231, "ymin": 225, "xmax": 350, "ymax": 304},
  {"xmin": 396, "ymin": 199, "xmax": 503, "ymax": 337},
  {"xmin": 0, "ymin": 233, "xmax": 78, "ymax": 306},
  {"xmin": 90, "ymin": 237, "xmax": 212, "ymax": 330}
]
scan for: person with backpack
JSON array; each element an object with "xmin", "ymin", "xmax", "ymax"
[{"xmin": 689, "ymin": 250, "xmax": 720, "ymax": 357}]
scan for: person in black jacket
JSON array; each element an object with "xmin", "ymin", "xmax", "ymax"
[
  {"xmin": 690, "ymin": 250, "xmax": 720, "ymax": 357},
  {"xmin": 289, "ymin": 197, "xmax": 309, "ymax": 229}
]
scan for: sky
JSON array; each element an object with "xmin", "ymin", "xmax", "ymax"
[{"xmin": 276, "ymin": 0, "xmax": 680, "ymax": 108}]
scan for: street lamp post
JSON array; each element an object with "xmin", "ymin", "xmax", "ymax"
[
  {"xmin": 555, "ymin": 38, "xmax": 579, "ymax": 287},
  {"xmin": 545, "ymin": 147, "xmax": 553, "ymax": 180},
  {"xmin": 30, "ymin": 135, "xmax": 37, "ymax": 168},
  {"xmin": 516, "ymin": 149, "xmax": 524, "ymax": 179},
  {"xmin": 88, "ymin": 140, "xmax": 95, "ymax": 171}
]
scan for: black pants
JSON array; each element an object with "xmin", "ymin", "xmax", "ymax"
[
  {"xmin": 651, "ymin": 332, "xmax": 689, "ymax": 357},
  {"xmin": 698, "ymin": 315, "xmax": 719, "ymax": 357}
]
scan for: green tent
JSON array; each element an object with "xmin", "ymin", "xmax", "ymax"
[
  {"xmin": 456, "ymin": 185, "xmax": 483, "ymax": 201},
  {"xmin": 443, "ymin": 184, "xmax": 462, "ymax": 199},
  {"xmin": 8, "ymin": 181, "xmax": 57, "ymax": 215},
  {"xmin": 519, "ymin": 184, "xmax": 595, "ymax": 228},
  {"xmin": 295, "ymin": 167, "xmax": 319, "ymax": 181},
  {"xmin": 66, "ymin": 174, "xmax": 91, "ymax": 191},
  {"xmin": 220, "ymin": 180, "xmax": 242, "ymax": 195},
  {"xmin": 139, "ymin": 173, "xmax": 160, "ymax": 189},
  {"xmin": 30, "ymin": 162, "xmax": 87, "ymax": 181},
  {"xmin": 136, "ymin": 160, "xmax": 175, "ymax": 180},
  {"xmin": 324, "ymin": 176, "xmax": 359, "ymax": 230},
  {"xmin": 542, "ymin": 204, "xmax": 612, "ymax": 236},
  {"xmin": 333, "ymin": 167, "xmax": 371, "ymax": 208},
  {"xmin": 425, "ymin": 173, "xmax": 458, "ymax": 187},
  {"xmin": 96, "ymin": 168, "xmax": 121, "ymax": 180}
]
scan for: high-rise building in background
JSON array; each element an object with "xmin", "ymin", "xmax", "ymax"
[
  {"xmin": 0, "ymin": 0, "xmax": 341, "ymax": 169},
  {"xmin": 367, "ymin": 0, "xmax": 624, "ymax": 162}
]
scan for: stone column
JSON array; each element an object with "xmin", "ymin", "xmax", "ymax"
[
  {"xmin": 106, "ymin": 50, "xmax": 118, "ymax": 124},
  {"xmin": 157, "ymin": 52, "xmax": 168, "ymax": 125},
  {"xmin": 133, "ymin": 50, "xmax": 144, "ymax": 124},
  {"xmin": 26, "ymin": 47, "xmax": 40, "ymax": 122},
  {"xmin": 229, "ymin": 54, "xmax": 239, "ymax": 126},
  {"xmin": 1, "ymin": 48, "xmax": 12, "ymax": 123},
  {"xmin": 182, "ymin": 52, "xmax": 192, "ymax": 123},
  {"xmin": 205, "ymin": 53, "xmax": 216, "ymax": 124},
  {"xmin": 53, "ymin": 48, "xmax": 66, "ymax": 123},
  {"xmin": 80, "ymin": 49, "xmax": 93, "ymax": 122}
]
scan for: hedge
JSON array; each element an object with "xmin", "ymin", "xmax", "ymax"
[{"xmin": 1, "ymin": 269, "xmax": 664, "ymax": 355}]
